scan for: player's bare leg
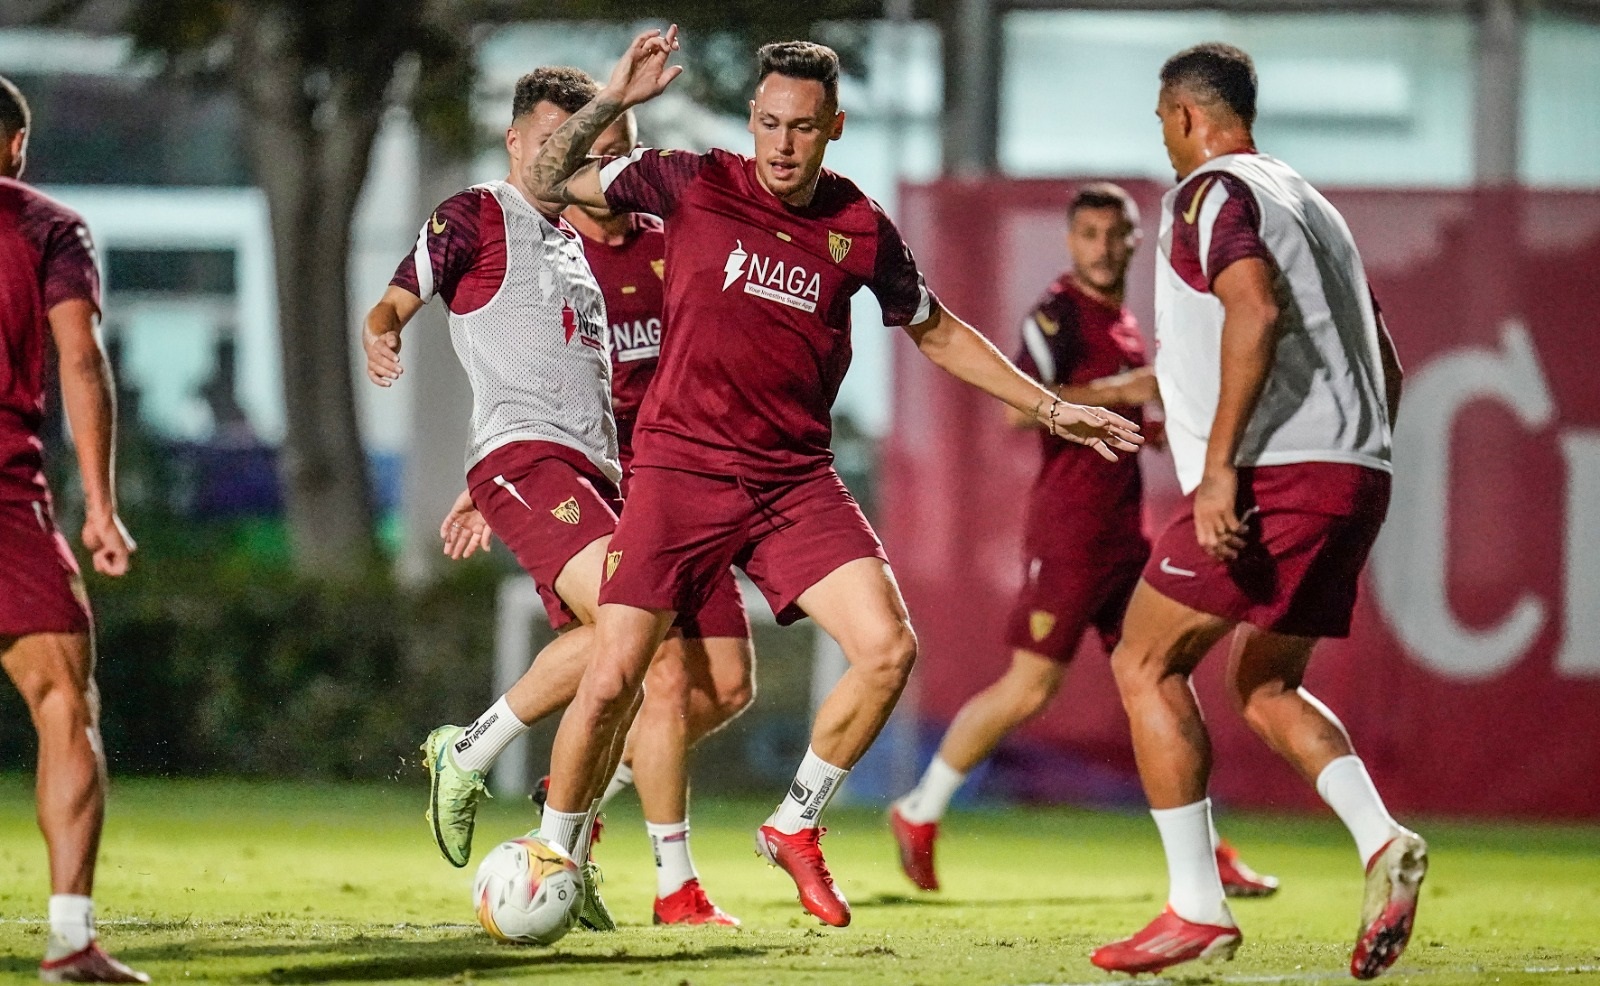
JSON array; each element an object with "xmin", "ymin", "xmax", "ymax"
[
  {"xmin": 1227, "ymin": 626, "xmax": 1424, "ymax": 978},
  {"xmin": 1092, "ymin": 582, "xmax": 1241, "ymax": 974},
  {"xmin": 545, "ymin": 602, "xmax": 676, "ymax": 824},
  {"xmin": 423, "ymin": 537, "xmax": 610, "ymax": 867},
  {"xmin": 3, "ymin": 630, "xmax": 148, "ymax": 984},
  {"xmin": 890, "ymin": 649, "xmax": 1062, "ymax": 891},
  {"xmin": 754, "ymin": 558, "xmax": 917, "ymax": 927},
  {"xmin": 628, "ymin": 635, "xmax": 744, "ymax": 926}
]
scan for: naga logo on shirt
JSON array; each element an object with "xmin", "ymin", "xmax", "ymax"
[
  {"xmin": 720, "ymin": 239, "xmax": 821, "ymax": 313},
  {"xmin": 561, "ymin": 299, "xmax": 604, "ymax": 351},
  {"xmin": 613, "ymin": 317, "xmax": 662, "ymax": 363}
]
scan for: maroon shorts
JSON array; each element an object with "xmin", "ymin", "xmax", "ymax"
[
  {"xmin": 0, "ymin": 496, "xmax": 91, "ymax": 638},
  {"xmin": 1143, "ymin": 462, "xmax": 1391, "ymax": 639},
  {"xmin": 600, "ymin": 466, "xmax": 886, "ymax": 626},
  {"xmin": 468, "ymin": 441, "xmax": 621, "ymax": 631},
  {"xmin": 618, "ymin": 451, "xmax": 750, "ymax": 641},
  {"xmin": 1004, "ymin": 538, "xmax": 1149, "ymax": 662}
]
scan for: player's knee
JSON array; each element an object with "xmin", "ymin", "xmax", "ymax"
[
  {"xmin": 580, "ymin": 658, "xmax": 646, "ymax": 720},
  {"xmin": 27, "ymin": 675, "xmax": 94, "ymax": 731},
  {"xmin": 1109, "ymin": 639, "xmax": 1163, "ymax": 694},
  {"xmin": 856, "ymin": 621, "xmax": 918, "ymax": 689},
  {"xmin": 716, "ymin": 673, "xmax": 755, "ymax": 720}
]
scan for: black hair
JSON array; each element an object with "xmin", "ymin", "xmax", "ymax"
[
  {"xmin": 512, "ymin": 66, "xmax": 598, "ymax": 120},
  {"xmin": 756, "ymin": 41, "xmax": 840, "ymax": 107},
  {"xmin": 1069, "ymin": 181, "xmax": 1139, "ymax": 226},
  {"xmin": 1159, "ymin": 42, "xmax": 1257, "ymax": 126},
  {"xmin": 0, "ymin": 75, "xmax": 29, "ymax": 138}
]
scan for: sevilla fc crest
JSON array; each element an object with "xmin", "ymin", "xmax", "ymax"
[
  {"xmin": 550, "ymin": 497, "xmax": 581, "ymax": 525},
  {"xmin": 827, "ymin": 231, "xmax": 852, "ymax": 264},
  {"xmin": 605, "ymin": 550, "xmax": 623, "ymax": 580},
  {"xmin": 650, "ymin": 258, "xmax": 665, "ymax": 280},
  {"xmin": 1029, "ymin": 610, "xmax": 1057, "ymax": 642}
]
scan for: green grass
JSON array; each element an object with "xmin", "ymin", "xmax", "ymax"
[{"xmin": 2, "ymin": 777, "xmax": 1598, "ymax": 985}]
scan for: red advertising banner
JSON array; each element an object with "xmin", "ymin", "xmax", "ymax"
[{"xmin": 882, "ymin": 179, "xmax": 1600, "ymax": 819}]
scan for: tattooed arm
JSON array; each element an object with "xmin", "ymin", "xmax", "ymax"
[{"xmin": 527, "ymin": 25, "xmax": 683, "ymax": 207}]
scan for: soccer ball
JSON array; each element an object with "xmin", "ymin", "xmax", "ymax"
[{"xmin": 472, "ymin": 835, "xmax": 583, "ymax": 945}]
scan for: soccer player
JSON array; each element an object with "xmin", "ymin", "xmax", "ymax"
[
  {"xmin": 363, "ymin": 66, "xmax": 665, "ymax": 931},
  {"xmin": 568, "ymin": 107, "xmax": 756, "ymax": 925},
  {"xmin": 0, "ymin": 76, "xmax": 146, "ymax": 983},
  {"xmin": 888, "ymin": 182, "xmax": 1277, "ymax": 900},
  {"xmin": 525, "ymin": 31, "xmax": 1141, "ymax": 928},
  {"xmin": 1089, "ymin": 44, "xmax": 1422, "ymax": 978}
]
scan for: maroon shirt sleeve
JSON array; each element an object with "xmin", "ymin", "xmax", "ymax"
[
  {"xmin": 41, "ymin": 213, "xmax": 101, "ymax": 313},
  {"xmin": 869, "ymin": 202, "xmax": 935, "ymax": 326},
  {"xmin": 598, "ymin": 148, "xmax": 710, "ymax": 218},
  {"xmin": 390, "ymin": 189, "xmax": 484, "ymax": 302},
  {"xmin": 1201, "ymin": 173, "xmax": 1271, "ymax": 290}
]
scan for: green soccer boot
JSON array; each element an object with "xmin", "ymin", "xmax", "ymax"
[{"xmin": 421, "ymin": 725, "xmax": 490, "ymax": 867}]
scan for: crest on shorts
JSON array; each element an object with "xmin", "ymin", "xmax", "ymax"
[
  {"xmin": 605, "ymin": 550, "xmax": 624, "ymax": 580},
  {"xmin": 827, "ymin": 231, "xmax": 852, "ymax": 264},
  {"xmin": 1029, "ymin": 610, "xmax": 1057, "ymax": 643},
  {"xmin": 1034, "ymin": 312, "xmax": 1059, "ymax": 337},
  {"xmin": 650, "ymin": 258, "xmax": 665, "ymax": 280},
  {"xmin": 550, "ymin": 497, "xmax": 581, "ymax": 525}
]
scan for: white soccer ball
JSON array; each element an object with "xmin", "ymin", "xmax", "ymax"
[{"xmin": 472, "ymin": 835, "xmax": 583, "ymax": 945}]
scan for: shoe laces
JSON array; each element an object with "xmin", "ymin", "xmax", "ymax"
[{"xmin": 784, "ymin": 827, "xmax": 834, "ymax": 880}]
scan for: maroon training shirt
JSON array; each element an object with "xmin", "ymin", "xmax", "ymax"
[
  {"xmin": 597, "ymin": 147, "xmax": 934, "ymax": 480},
  {"xmin": 0, "ymin": 178, "xmax": 101, "ymax": 501},
  {"xmin": 576, "ymin": 213, "xmax": 666, "ymax": 473},
  {"xmin": 1014, "ymin": 275, "xmax": 1148, "ymax": 553}
]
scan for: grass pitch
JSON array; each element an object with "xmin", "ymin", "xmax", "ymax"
[{"xmin": 1, "ymin": 778, "xmax": 1597, "ymax": 985}]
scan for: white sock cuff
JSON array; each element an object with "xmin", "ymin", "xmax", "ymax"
[
  {"xmin": 1150, "ymin": 797, "xmax": 1212, "ymax": 825},
  {"xmin": 48, "ymin": 895, "xmax": 95, "ymax": 952},
  {"xmin": 613, "ymin": 763, "xmax": 635, "ymax": 787},
  {"xmin": 1316, "ymin": 754, "xmax": 1365, "ymax": 802},
  {"xmin": 540, "ymin": 805, "xmax": 587, "ymax": 857}
]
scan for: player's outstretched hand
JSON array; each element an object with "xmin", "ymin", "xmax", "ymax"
[
  {"xmin": 82, "ymin": 511, "xmax": 135, "ymax": 577},
  {"xmin": 440, "ymin": 489, "xmax": 493, "ymax": 560},
  {"xmin": 364, "ymin": 328, "xmax": 403, "ymax": 387},
  {"xmin": 603, "ymin": 24, "xmax": 683, "ymax": 109},
  {"xmin": 1042, "ymin": 401, "xmax": 1144, "ymax": 462}
]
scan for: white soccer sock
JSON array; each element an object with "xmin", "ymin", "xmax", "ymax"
[
  {"xmin": 1316, "ymin": 755, "xmax": 1403, "ymax": 867},
  {"xmin": 540, "ymin": 804, "xmax": 588, "ymax": 858},
  {"xmin": 1209, "ymin": 814, "xmax": 1222, "ymax": 851},
  {"xmin": 647, "ymin": 821, "xmax": 698, "ymax": 898},
  {"xmin": 574, "ymin": 798, "xmax": 604, "ymax": 863},
  {"xmin": 450, "ymin": 696, "xmax": 528, "ymax": 774},
  {"xmin": 600, "ymin": 763, "xmax": 634, "ymax": 809},
  {"xmin": 895, "ymin": 755, "xmax": 967, "ymax": 824},
  {"xmin": 47, "ymin": 895, "xmax": 94, "ymax": 956},
  {"xmin": 766, "ymin": 746, "xmax": 850, "ymax": 834},
  {"xmin": 1151, "ymin": 799, "xmax": 1234, "ymax": 928}
]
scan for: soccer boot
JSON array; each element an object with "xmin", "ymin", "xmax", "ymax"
[
  {"xmin": 531, "ymin": 775, "xmax": 605, "ymax": 850},
  {"xmin": 577, "ymin": 859, "xmax": 618, "ymax": 931},
  {"xmin": 39, "ymin": 942, "xmax": 150, "ymax": 983},
  {"xmin": 756, "ymin": 825, "xmax": 850, "ymax": 927},
  {"xmin": 1351, "ymin": 830, "xmax": 1428, "ymax": 979},
  {"xmin": 888, "ymin": 804, "xmax": 940, "ymax": 891},
  {"xmin": 653, "ymin": 878, "xmax": 741, "ymax": 926},
  {"xmin": 1091, "ymin": 905, "xmax": 1242, "ymax": 974},
  {"xmin": 421, "ymin": 725, "xmax": 489, "ymax": 868},
  {"xmin": 1216, "ymin": 840, "xmax": 1280, "ymax": 898}
]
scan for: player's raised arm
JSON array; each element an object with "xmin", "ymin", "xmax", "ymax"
[
  {"xmin": 528, "ymin": 26, "xmax": 683, "ymax": 207},
  {"xmin": 49, "ymin": 297, "xmax": 134, "ymax": 576},
  {"xmin": 905, "ymin": 301, "xmax": 1142, "ymax": 461}
]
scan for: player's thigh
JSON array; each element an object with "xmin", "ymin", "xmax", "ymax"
[
  {"xmin": 553, "ymin": 535, "xmax": 612, "ymax": 627},
  {"xmin": 1226, "ymin": 624, "xmax": 1318, "ymax": 709},
  {"xmin": 794, "ymin": 557, "xmax": 916, "ymax": 670},
  {"xmin": 1, "ymin": 631, "xmax": 95, "ymax": 714},
  {"xmin": 1002, "ymin": 647, "xmax": 1069, "ymax": 701},
  {"xmin": 1111, "ymin": 579, "xmax": 1237, "ymax": 683}
]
